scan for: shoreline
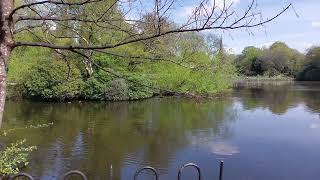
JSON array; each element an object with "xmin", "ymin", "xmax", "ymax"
[
  {"xmin": 6, "ymin": 85, "xmax": 233, "ymax": 102},
  {"xmin": 6, "ymin": 78, "xmax": 319, "ymax": 102}
]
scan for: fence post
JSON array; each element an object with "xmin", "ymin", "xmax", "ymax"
[{"xmin": 219, "ymin": 161, "xmax": 224, "ymax": 180}]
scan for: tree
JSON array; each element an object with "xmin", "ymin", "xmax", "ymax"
[
  {"xmin": 263, "ymin": 42, "xmax": 303, "ymax": 76},
  {"xmin": 297, "ymin": 46, "xmax": 320, "ymax": 81},
  {"xmin": 0, "ymin": 0, "xmax": 292, "ymax": 125},
  {"xmin": 236, "ymin": 46, "xmax": 264, "ymax": 75},
  {"xmin": 236, "ymin": 42, "xmax": 305, "ymax": 77}
]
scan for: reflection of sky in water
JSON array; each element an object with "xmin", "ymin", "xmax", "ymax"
[
  {"xmin": 1, "ymin": 83, "xmax": 320, "ymax": 180},
  {"xmin": 208, "ymin": 141, "xmax": 239, "ymax": 156},
  {"xmin": 40, "ymin": 140, "xmax": 64, "ymax": 179},
  {"xmin": 189, "ymin": 136, "xmax": 240, "ymax": 156}
]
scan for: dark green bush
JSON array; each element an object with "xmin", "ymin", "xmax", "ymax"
[
  {"xmin": 297, "ymin": 66, "xmax": 320, "ymax": 81},
  {"xmin": 82, "ymin": 72, "xmax": 153, "ymax": 101},
  {"xmin": 22, "ymin": 60, "xmax": 84, "ymax": 100},
  {"xmin": 81, "ymin": 71, "xmax": 112, "ymax": 100},
  {"xmin": 296, "ymin": 47, "xmax": 320, "ymax": 81},
  {"xmin": 127, "ymin": 76, "xmax": 153, "ymax": 100}
]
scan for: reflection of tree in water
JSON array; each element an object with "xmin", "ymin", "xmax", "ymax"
[
  {"xmin": 302, "ymin": 90, "xmax": 320, "ymax": 113},
  {"xmin": 1, "ymin": 82, "xmax": 319, "ymax": 179},
  {"xmin": 234, "ymin": 82, "xmax": 320, "ymax": 115},
  {"xmin": 186, "ymin": 102, "xmax": 239, "ymax": 157},
  {"xmin": 1, "ymin": 98, "xmax": 236, "ymax": 179},
  {"xmin": 126, "ymin": 98, "xmax": 238, "ymax": 168}
]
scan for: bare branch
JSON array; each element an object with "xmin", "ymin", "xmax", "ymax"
[
  {"xmin": 10, "ymin": 0, "xmax": 104, "ymax": 18},
  {"xmin": 13, "ymin": 2, "xmax": 291, "ymax": 50}
]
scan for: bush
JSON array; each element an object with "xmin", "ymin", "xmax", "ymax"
[
  {"xmin": 297, "ymin": 66, "xmax": 320, "ymax": 81},
  {"xmin": 82, "ymin": 72, "xmax": 153, "ymax": 101},
  {"xmin": 82, "ymin": 71, "xmax": 112, "ymax": 100},
  {"xmin": 8, "ymin": 47, "xmax": 52, "ymax": 84},
  {"xmin": 22, "ymin": 60, "xmax": 84, "ymax": 100},
  {"xmin": 0, "ymin": 140, "xmax": 36, "ymax": 178},
  {"xmin": 127, "ymin": 76, "xmax": 153, "ymax": 100},
  {"xmin": 105, "ymin": 78, "xmax": 130, "ymax": 101}
]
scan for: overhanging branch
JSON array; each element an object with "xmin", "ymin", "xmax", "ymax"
[{"xmin": 12, "ymin": 1, "xmax": 291, "ymax": 49}]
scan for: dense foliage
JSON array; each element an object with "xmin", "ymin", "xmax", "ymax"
[
  {"xmin": 5, "ymin": 1, "xmax": 238, "ymax": 101},
  {"xmin": 236, "ymin": 42, "xmax": 320, "ymax": 80},
  {"xmin": 8, "ymin": 32, "xmax": 235, "ymax": 101},
  {"xmin": 22, "ymin": 59, "xmax": 84, "ymax": 100},
  {"xmin": 0, "ymin": 140, "xmax": 36, "ymax": 177},
  {"xmin": 297, "ymin": 47, "xmax": 320, "ymax": 81},
  {"xmin": 0, "ymin": 123, "xmax": 53, "ymax": 177}
]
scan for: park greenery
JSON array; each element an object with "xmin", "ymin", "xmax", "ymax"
[
  {"xmin": 8, "ymin": 29, "xmax": 236, "ymax": 101},
  {"xmin": 7, "ymin": 40, "xmax": 320, "ymax": 101},
  {"xmin": 1, "ymin": 0, "xmax": 318, "ymax": 178},
  {"xmin": 0, "ymin": 122, "xmax": 54, "ymax": 177},
  {"xmin": 235, "ymin": 42, "xmax": 320, "ymax": 81},
  {"xmin": 4, "ymin": 41, "xmax": 319, "ymax": 177},
  {"xmin": 0, "ymin": 140, "xmax": 36, "ymax": 178},
  {"xmin": 296, "ymin": 47, "xmax": 320, "ymax": 81}
]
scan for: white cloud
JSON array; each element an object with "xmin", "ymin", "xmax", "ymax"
[
  {"xmin": 260, "ymin": 41, "xmax": 274, "ymax": 48},
  {"xmin": 180, "ymin": 0, "xmax": 240, "ymax": 18},
  {"xmin": 228, "ymin": 47, "xmax": 242, "ymax": 54},
  {"xmin": 302, "ymin": 42, "xmax": 314, "ymax": 49},
  {"xmin": 213, "ymin": 0, "xmax": 240, "ymax": 9},
  {"xmin": 311, "ymin": 21, "xmax": 320, "ymax": 28}
]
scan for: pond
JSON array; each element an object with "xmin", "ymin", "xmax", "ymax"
[{"xmin": 1, "ymin": 82, "xmax": 320, "ymax": 180}]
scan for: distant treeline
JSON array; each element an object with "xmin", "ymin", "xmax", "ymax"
[{"xmin": 235, "ymin": 42, "xmax": 320, "ymax": 81}]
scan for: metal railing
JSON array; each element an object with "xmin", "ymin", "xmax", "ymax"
[{"xmin": 9, "ymin": 161, "xmax": 224, "ymax": 180}]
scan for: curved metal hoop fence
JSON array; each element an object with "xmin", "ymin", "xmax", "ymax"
[
  {"xmin": 178, "ymin": 163, "xmax": 201, "ymax": 180},
  {"xmin": 63, "ymin": 170, "xmax": 88, "ymax": 180},
  {"xmin": 134, "ymin": 166, "xmax": 159, "ymax": 180},
  {"xmin": 10, "ymin": 173, "xmax": 34, "ymax": 180},
  {"xmin": 9, "ymin": 161, "xmax": 224, "ymax": 180}
]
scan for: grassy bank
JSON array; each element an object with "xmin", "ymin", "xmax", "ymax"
[
  {"xmin": 233, "ymin": 75, "xmax": 294, "ymax": 89},
  {"xmin": 234, "ymin": 75, "xmax": 294, "ymax": 82}
]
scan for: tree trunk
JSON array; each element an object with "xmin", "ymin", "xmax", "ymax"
[
  {"xmin": 84, "ymin": 50, "xmax": 94, "ymax": 77},
  {"xmin": 0, "ymin": 0, "xmax": 13, "ymax": 128},
  {"xmin": 84, "ymin": 58, "xmax": 94, "ymax": 77},
  {"xmin": 0, "ymin": 51, "xmax": 8, "ymax": 128}
]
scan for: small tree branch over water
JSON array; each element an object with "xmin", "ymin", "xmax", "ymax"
[{"xmin": 0, "ymin": 0, "xmax": 292, "ymax": 125}]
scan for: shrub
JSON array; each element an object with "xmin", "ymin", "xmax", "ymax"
[
  {"xmin": 297, "ymin": 66, "xmax": 320, "ymax": 81},
  {"xmin": 127, "ymin": 76, "xmax": 153, "ymax": 100},
  {"xmin": 22, "ymin": 60, "xmax": 84, "ymax": 100},
  {"xmin": 105, "ymin": 78, "xmax": 130, "ymax": 101},
  {"xmin": 0, "ymin": 140, "xmax": 36, "ymax": 178},
  {"xmin": 82, "ymin": 75, "xmax": 108, "ymax": 100},
  {"xmin": 82, "ymin": 72, "xmax": 153, "ymax": 101}
]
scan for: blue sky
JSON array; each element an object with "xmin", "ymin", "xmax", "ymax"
[
  {"xmin": 125, "ymin": 0, "xmax": 320, "ymax": 54},
  {"xmin": 175, "ymin": 0, "xmax": 320, "ymax": 54},
  {"xmin": 220, "ymin": 0, "xmax": 320, "ymax": 54}
]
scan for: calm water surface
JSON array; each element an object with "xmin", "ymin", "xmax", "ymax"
[{"xmin": 1, "ymin": 82, "xmax": 320, "ymax": 180}]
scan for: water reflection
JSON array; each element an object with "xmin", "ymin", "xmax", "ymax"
[
  {"xmin": 1, "ymin": 98, "xmax": 236, "ymax": 179},
  {"xmin": 234, "ymin": 81, "xmax": 320, "ymax": 114},
  {"xmin": 0, "ymin": 82, "xmax": 320, "ymax": 180}
]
